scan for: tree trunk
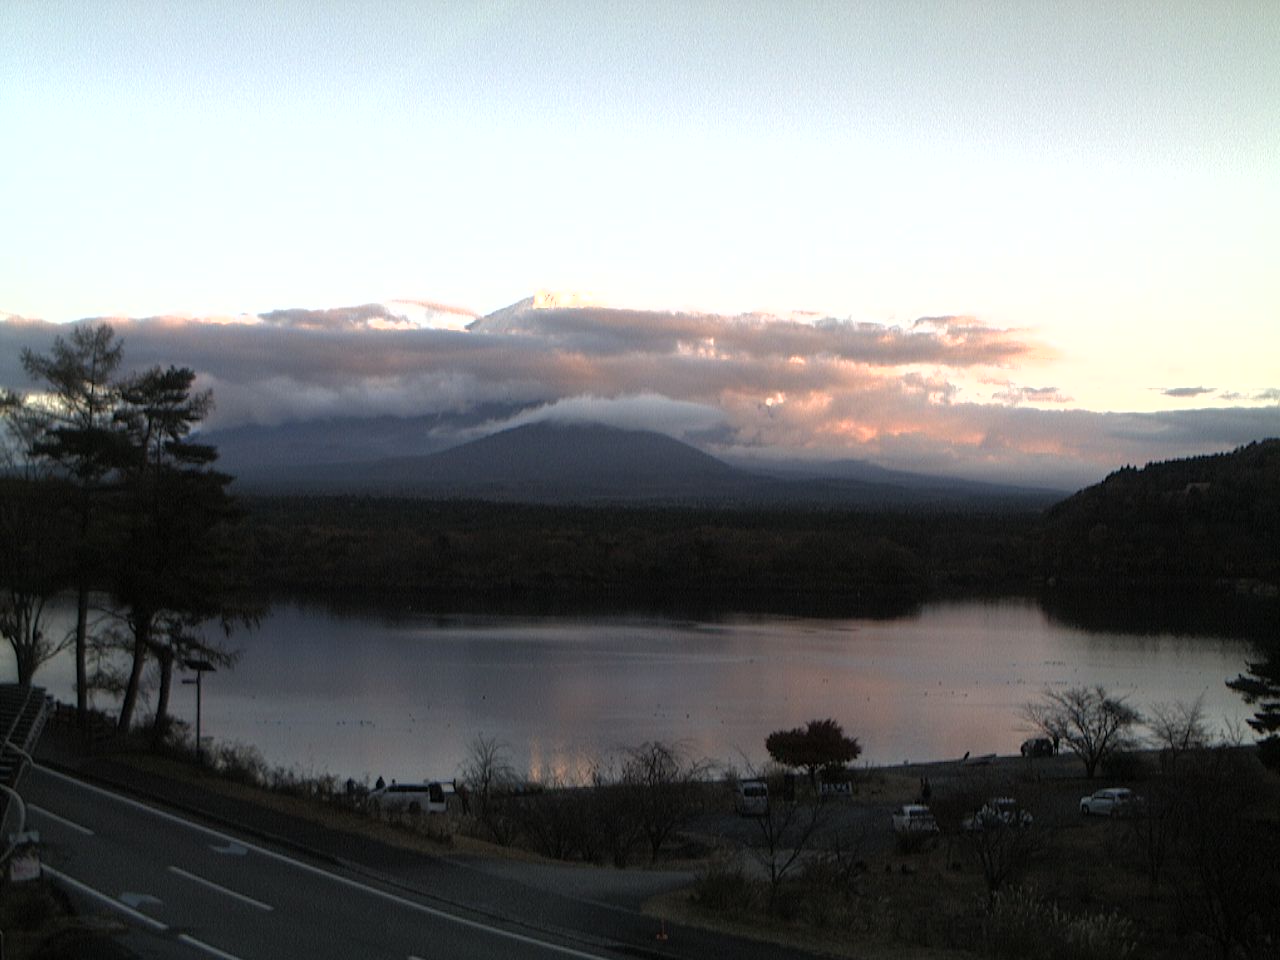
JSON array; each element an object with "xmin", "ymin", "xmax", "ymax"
[
  {"xmin": 9, "ymin": 601, "xmax": 34, "ymax": 686},
  {"xmin": 117, "ymin": 615, "xmax": 152, "ymax": 731},
  {"xmin": 75, "ymin": 580, "xmax": 89, "ymax": 724},
  {"xmin": 151, "ymin": 648, "xmax": 174, "ymax": 744}
]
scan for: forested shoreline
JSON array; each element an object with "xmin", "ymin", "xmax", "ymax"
[
  {"xmin": 234, "ymin": 437, "xmax": 1280, "ymax": 621},
  {"xmin": 235, "ymin": 497, "xmax": 1047, "ymax": 615}
]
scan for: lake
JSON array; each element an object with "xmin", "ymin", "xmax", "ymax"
[{"xmin": 12, "ymin": 598, "xmax": 1260, "ymax": 785}]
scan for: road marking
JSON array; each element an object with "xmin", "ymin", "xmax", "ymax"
[
  {"xmin": 29, "ymin": 804, "xmax": 94, "ymax": 836},
  {"xmin": 36, "ymin": 765, "xmax": 613, "ymax": 960},
  {"xmin": 178, "ymin": 933, "xmax": 249, "ymax": 960},
  {"xmin": 169, "ymin": 865, "xmax": 274, "ymax": 912},
  {"xmin": 120, "ymin": 891, "xmax": 165, "ymax": 910},
  {"xmin": 40, "ymin": 865, "xmax": 168, "ymax": 932},
  {"xmin": 210, "ymin": 840, "xmax": 248, "ymax": 856}
]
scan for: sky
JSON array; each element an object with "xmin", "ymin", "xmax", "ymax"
[{"xmin": 2, "ymin": 1, "xmax": 1277, "ymax": 488}]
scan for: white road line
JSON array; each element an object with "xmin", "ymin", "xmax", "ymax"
[
  {"xmin": 39, "ymin": 865, "xmax": 168, "ymax": 933},
  {"xmin": 36, "ymin": 765, "xmax": 613, "ymax": 960},
  {"xmin": 178, "ymin": 933, "xmax": 250, "ymax": 960},
  {"xmin": 168, "ymin": 865, "xmax": 274, "ymax": 912},
  {"xmin": 30, "ymin": 803, "xmax": 95, "ymax": 836}
]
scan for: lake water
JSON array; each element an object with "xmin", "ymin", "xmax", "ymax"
[{"xmin": 11, "ymin": 598, "xmax": 1259, "ymax": 785}]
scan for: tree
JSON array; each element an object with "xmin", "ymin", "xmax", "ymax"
[
  {"xmin": 745, "ymin": 770, "xmax": 829, "ymax": 897},
  {"xmin": 458, "ymin": 735, "xmax": 519, "ymax": 845},
  {"xmin": 0, "ymin": 392, "xmax": 75, "ymax": 684},
  {"xmin": 110, "ymin": 365, "xmax": 248, "ymax": 733},
  {"xmin": 621, "ymin": 741, "xmax": 706, "ymax": 861},
  {"xmin": 0, "ymin": 476, "xmax": 75, "ymax": 684},
  {"xmin": 1021, "ymin": 686, "xmax": 1141, "ymax": 778},
  {"xmin": 1166, "ymin": 746, "xmax": 1280, "ymax": 958},
  {"xmin": 1146, "ymin": 695, "xmax": 1210, "ymax": 772},
  {"xmin": 765, "ymin": 718, "xmax": 861, "ymax": 786},
  {"xmin": 962, "ymin": 803, "xmax": 1039, "ymax": 902},
  {"xmin": 1227, "ymin": 639, "xmax": 1280, "ymax": 772},
  {"xmin": 20, "ymin": 323, "xmax": 127, "ymax": 722}
]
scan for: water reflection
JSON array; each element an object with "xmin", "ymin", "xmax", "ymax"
[
  {"xmin": 8, "ymin": 598, "xmax": 1261, "ymax": 784},
  {"xmin": 1041, "ymin": 586, "xmax": 1278, "ymax": 641}
]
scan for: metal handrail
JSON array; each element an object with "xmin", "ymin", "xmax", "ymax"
[
  {"xmin": 0, "ymin": 781, "xmax": 28, "ymax": 866},
  {"xmin": 0, "ymin": 741, "xmax": 32, "ymax": 866},
  {"xmin": 0, "ymin": 685, "xmax": 35, "ymax": 748}
]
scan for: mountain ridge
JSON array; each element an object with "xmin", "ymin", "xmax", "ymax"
[{"xmin": 219, "ymin": 419, "xmax": 1065, "ymax": 508}]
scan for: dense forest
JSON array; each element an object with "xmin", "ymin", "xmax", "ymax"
[
  {"xmin": 235, "ymin": 441, "xmax": 1280, "ymax": 620},
  {"xmin": 1037, "ymin": 439, "xmax": 1280, "ymax": 592},
  {"xmin": 237, "ymin": 498, "xmax": 1041, "ymax": 615}
]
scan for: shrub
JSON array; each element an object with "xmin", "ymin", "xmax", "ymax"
[
  {"xmin": 210, "ymin": 740, "xmax": 270, "ymax": 786},
  {"xmin": 895, "ymin": 830, "xmax": 937, "ymax": 854},
  {"xmin": 984, "ymin": 886, "xmax": 1137, "ymax": 960},
  {"xmin": 1099, "ymin": 751, "xmax": 1146, "ymax": 781},
  {"xmin": 691, "ymin": 865, "xmax": 760, "ymax": 916},
  {"xmin": 0, "ymin": 880, "xmax": 67, "ymax": 931}
]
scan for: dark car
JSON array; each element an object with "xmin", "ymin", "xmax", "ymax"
[{"xmin": 1020, "ymin": 737, "xmax": 1054, "ymax": 758}]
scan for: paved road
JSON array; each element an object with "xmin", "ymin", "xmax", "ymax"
[{"xmin": 27, "ymin": 765, "xmax": 622, "ymax": 960}]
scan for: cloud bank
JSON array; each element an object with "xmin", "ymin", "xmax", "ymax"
[{"xmin": 2, "ymin": 299, "xmax": 1276, "ymax": 489}]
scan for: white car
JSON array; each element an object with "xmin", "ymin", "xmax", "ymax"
[
  {"xmin": 1079, "ymin": 787, "xmax": 1140, "ymax": 817},
  {"xmin": 734, "ymin": 779, "xmax": 769, "ymax": 816},
  {"xmin": 892, "ymin": 804, "xmax": 940, "ymax": 835}
]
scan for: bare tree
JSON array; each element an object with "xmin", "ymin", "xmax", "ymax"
[
  {"xmin": 621, "ymin": 741, "xmax": 706, "ymax": 861},
  {"xmin": 457, "ymin": 735, "xmax": 519, "ymax": 845},
  {"xmin": 1147, "ymin": 695, "xmax": 1210, "ymax": 772},
  {"xmin": 962, "ymin": 803, "xmax": 1039, "ymax": 903},
  {"xmin": 1167, "ymin": 746, "xmax": 1280, "ymax": 959},
  {"xmin": 1022, "ymin": 685, "xmax": 1142, "ymax": 778},
  {"xmin": 743, "ymin": 769, "xmax": 830, "ymax": 898},
  {"xmin": 0, "ymin": 405, "xmax": 73, "ymax": 683},
  {"xmin": 459, "ymin": 735, "xmax": 517, "ymax": 806}
]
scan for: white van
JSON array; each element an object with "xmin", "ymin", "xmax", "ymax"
[
  {"xmin": 735, "ymin": 779, "xmax": 769, "ymax": 816},
  {"xmin": 368, "ymin": 780, "xmax": 454, "ymax": 815}
]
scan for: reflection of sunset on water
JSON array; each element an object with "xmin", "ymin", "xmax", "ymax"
[{"xmin": 15, "ymin": 600, "xmax": 1255, "ymax": 784}]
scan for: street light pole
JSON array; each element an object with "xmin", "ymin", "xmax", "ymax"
[{"xmin": 181, "ymin": 659, "xmax": 216, "ymax": 765}]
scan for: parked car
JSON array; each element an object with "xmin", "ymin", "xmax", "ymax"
[
  {"xmin": 369, "ymin": 780, "xmax": 454, "ymax": 815},
  {"xmin": 1079, "ymin": 787, "xmax": 1141, "ymax": 817},
  {"xmin": 892, "ymin": 804, "xmax": 940, "ymax": 835},
  {"xmin": 1021, "ymin": 737, "xmax": 1054, "ymax": 758},
  {"xmin": 963, "ymin": 797, "xmax": 1034, "ymax": 830},
  {"xmin": 735, "ymin": 779, "xmax": 769, "ymax": 816}
]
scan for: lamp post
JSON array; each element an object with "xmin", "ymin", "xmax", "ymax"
[{"xmin": 182, "ymin": 658, "xmax": 216, "ymax": 765}]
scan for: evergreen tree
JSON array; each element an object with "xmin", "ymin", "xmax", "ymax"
[
  {"xmin": 110, "ymin": 365, "xmax": 248, "ymax": 734},
  {"xmin": 20, "ymin": 323, "xmax": 128, "ymax": 721},
  {"xmin": 1228, "ymin": 640, "xmax": 1280, "ymax": 771}
]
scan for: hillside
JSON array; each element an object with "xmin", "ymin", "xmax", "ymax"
[{"xmin": 1037, "ymin": 439, "xmax": 1280, "ymax": 592}]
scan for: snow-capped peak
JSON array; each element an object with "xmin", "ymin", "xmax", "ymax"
[{"xmin": 529, "ymin": 290, "xmax": 599, "ymax": 310}]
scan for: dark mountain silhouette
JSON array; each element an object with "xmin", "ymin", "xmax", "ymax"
[
  {"xmin": 1038, "ymin": 439, "xmax": 1280, "ymax": 590},
  {"xmin": 225, "ymin": 420, "xmax": 1063, "ymax": 508},
  {"xmin": 208, "ymin": 405, "xmax": 523, "ymax": 474}
]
